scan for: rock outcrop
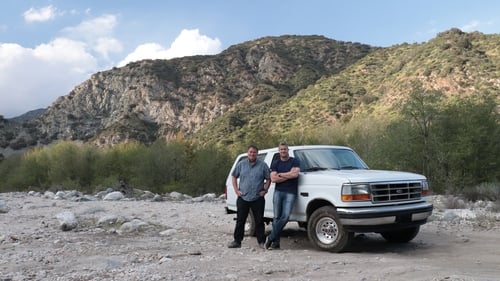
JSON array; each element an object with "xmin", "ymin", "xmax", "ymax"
[{"xmin": 0, "ymin": 35, "xmax": 374, "ymax": 156}]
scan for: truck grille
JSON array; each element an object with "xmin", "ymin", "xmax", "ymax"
[{"xmin": 371, "ymin": 182, "xmax": 422, "ymax": 202}]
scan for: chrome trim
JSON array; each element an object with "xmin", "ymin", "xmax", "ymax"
[
  {"xmin": 337, "ymin": 201, "xmax": 432, "ymax": 215},
  {"xmin": 412, "ymin": 211, "xmax": 432, "ymax": 221},
  {"xmin": 336, "ymin": 202, "xmax": 433, "ymax": 226},
  {"xmin": 341, "ymin": 216, "xmax": 396, "ymax": 226}
]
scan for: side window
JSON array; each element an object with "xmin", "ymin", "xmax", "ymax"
[
  {"xmin": 270, "ymin": 153, "xmax": 280, "ymax": 170},
  {"xmin": 257, "ymin": 153, "xmax": 267, "ymax": 162},
  {"xmin": 237, "ymin": 156, "xmax": 248, "ymax": 164},
  {"xmin": 272, "ymin": 153, "xmax": 280, "ymax": 163}
]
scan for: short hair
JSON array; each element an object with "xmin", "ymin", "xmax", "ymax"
[
  {"xmin": 247, "ymin": 144, "xmax": 259, "ymax": 151},
  {"xmin": 278, "ymin": 141, "xmax": 288, "ymax": 147}
]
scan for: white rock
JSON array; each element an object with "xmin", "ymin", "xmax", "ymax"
[
  {"xmin": 152, "ymin": 194, "xmax": 163, "ymax": 202},
  {"xmin": 0, "ymin": 200, "xmax": 9, "ymax": 213},
  {"xmin": 56, "ymin": 211, "xmax": 78, "ymax": 231},
  {"xmin": 192, "ymin": 196, "xmax": 204, "ymax": 202},
  {"xmin": 203, "ymin": 193, "xmax": 217, "ymax": 200},
  {"xmin": 97, "ymin": 214, "xmax": 120, "ymax": 226},
  {"xmin": 118, "ymin": 219, "xmax": 148, "ymax": 234},
  {"xmin": 169, "ymin": 191, "xmax": 184, "ymax": 200},
  {"xmin": 159, "ymin": 229, "xmax": 177, "ymax": 236},
  {"xmin": 28, "ymin": 190, "xmax": 40, "ymax": 196},
  {"xmin": 140, "ymin": 190, "xmax": 155, "ymax": 200},
  {"xmin": 43, "ymin": 191, "xmax": 56, "ymax": 199},
  {"xmin": 103, "ymin": 191, "xmax": 125, "ymax": 201}
]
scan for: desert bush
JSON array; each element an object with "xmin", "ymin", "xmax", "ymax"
[
  {"xmin": 0, "ymin": 139, "xmax": 234, "ymax": 196},
  {"xmin": 0, "ymin": 154, "xmax": 23, "ymax": 192},
  {"xmin": 183, "ymin": 145, "xmax": 232, "ymax": 196},
  {"xmin": 462, "ymin": 182, "xmax": 500, "ymax": 202}
]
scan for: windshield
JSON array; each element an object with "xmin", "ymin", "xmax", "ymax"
[{"xmin": 293, "ymin": 148, "xmax": 368, "ymax": 171}]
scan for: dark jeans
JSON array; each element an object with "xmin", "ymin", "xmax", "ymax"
[{"xmin": 233, "ymin": 196, "xmax": 265, "ymax": 244}]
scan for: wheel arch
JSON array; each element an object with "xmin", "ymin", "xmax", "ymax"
[{"xmin": 306, "ymin": 198, "xmax": 335, "ymax": 220}]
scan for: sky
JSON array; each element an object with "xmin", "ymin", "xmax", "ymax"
[{"xmin": 1, "ymin": 0, "xmax": 499, "ymax": 118}]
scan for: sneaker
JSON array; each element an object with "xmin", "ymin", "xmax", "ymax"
[
  {"xmin": 258, "ymin": 242, "xmax": 265, "ymax": 249},
  {"xmin": 227, "ymin": 240, "xmax": 241, "ymax": 248},
  {"xmin": 269, "ymin": 242, "xmax": 280, "ymax": 250},
  {"xmin": 265, "ymin": 237, "xmax": 273, "ymax": 249}
]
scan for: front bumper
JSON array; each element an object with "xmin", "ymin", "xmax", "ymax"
[{"xmin": 336, "ymin": 201, "xmax": 433, "ymax": 232}]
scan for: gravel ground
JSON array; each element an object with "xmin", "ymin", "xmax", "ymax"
[{"xmin": 1, "ymin": 191, "xmax": 499, "ymax": 281}]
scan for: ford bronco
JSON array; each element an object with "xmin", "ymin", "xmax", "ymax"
[{"xmin": 225, "ymin": 145, "xmax": 433, "ymax": 252}]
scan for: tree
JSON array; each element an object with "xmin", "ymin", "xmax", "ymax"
[
  {"xmin": 433, "ymin": 94, "xmax": 499, "ymax": 191},
  {"xmin": 399, "ymin": 81, "xmax": 443, "ymax": 179},
  {"xmin": 184, "ymin": 145, "xmax": 232, "ymax": 195}
]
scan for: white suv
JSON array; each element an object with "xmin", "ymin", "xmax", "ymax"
[{"xmin": 225, "ymin": 145, "xmax": 433, "ymax": 252}]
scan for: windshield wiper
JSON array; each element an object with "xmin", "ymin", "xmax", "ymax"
[
  {"xmin": 339, "ymin": 165, "xmax": 360, "ymax": 170},
  {"xmin": 304, "ymin": 167, "xmax": 332, "ymax": 172}
]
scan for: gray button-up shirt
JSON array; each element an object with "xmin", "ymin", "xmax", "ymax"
[{"xmin": 232, "ymin": 159, "xmax": 270, "ymax": 201}]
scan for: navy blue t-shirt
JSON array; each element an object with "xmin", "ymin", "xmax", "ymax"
[{"xmin": 271, "ymin": 157, "xmax": 300, "ymax": 194}]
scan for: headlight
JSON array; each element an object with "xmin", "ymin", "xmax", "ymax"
[{"xmin": 342, "ymin": 183, "xmax": 371, "ymax": 201}]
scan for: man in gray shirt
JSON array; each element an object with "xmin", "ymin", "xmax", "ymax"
[{"xmin": 228, "ymin": 145, "xmax": 271, "ymax": 249}]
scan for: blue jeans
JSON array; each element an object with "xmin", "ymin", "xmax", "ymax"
[{"xmin": 268, "ymin": 190, "xmax": 296, "ymax": 245}]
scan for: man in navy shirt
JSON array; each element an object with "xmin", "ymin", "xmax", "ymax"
[
  {"xmin": 228, "ymin": 145, "xmax": 271, "ymax": 249},
  {"xmin": 266, "ymin": 142, "xmax": 300, "ymax": 250}
]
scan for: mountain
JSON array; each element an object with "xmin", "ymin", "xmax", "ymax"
[
  {"xmin": 219, "ymin": 28, "xmax": 500, "ymax": 140},
  {"xmin": 0, "ymin": 29, "xmax": 499, "ymax": 158},
  {"xmin": 195, "ymin": 28, "xmax": 500, "ymax": 147},
  {"xmin": 0, "ymin": 35, "xmax": 374, "ymax": 156},
  {"xmin": 10, "ymin": 108, "xmax": 47, "ymax": 122}
]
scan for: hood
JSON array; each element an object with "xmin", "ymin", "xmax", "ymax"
[{"xmin": 299, "ymin": 169, "xmax": 426, "ymax": 186}]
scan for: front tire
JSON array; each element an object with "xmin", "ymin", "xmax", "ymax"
[
  {"xmin": 380, "ymin": 226, "xmax": 420, "ymax": 243},
  {"xmin": 307, "ymin": 206, "xmax": 353, "ymax": 252}
]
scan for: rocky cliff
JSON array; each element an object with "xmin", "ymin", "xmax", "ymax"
[
  {"xmin": 0, "ymin": 35, "xmax": 374, "ymax": 156},
  {"xmin": 2, "ymin": 30, "xmax": 499, "ymax": 159}
]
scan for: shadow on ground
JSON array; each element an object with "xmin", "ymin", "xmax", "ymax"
[{"xmin": 271, "ymin": 223, "xmax": 441, "ymax": 254}]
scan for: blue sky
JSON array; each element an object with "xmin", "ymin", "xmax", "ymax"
[{"xmin": 1, "ymin": 0, "xmax": 499, "ymax": 118}]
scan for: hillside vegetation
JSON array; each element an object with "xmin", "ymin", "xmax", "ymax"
[
  {"xmin": 0, "ymin": 29, "xmax": 498, "ymax": 197},
  {"xmin": 195, "ymin": 29, "xmax": 499, "ymax": 147}
]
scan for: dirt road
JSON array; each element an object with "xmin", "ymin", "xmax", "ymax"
[{"xmin": 1, "ymin": 192, "xmax": 499, "ymax": 281}]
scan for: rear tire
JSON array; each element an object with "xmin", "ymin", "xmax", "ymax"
[
  {"xmin": 380, "ymin": 226, "xmax": 420, "ymax": 243},
  {"xmin": 307, "ymin": 206, "xmax": 353, "ymax": 252}
]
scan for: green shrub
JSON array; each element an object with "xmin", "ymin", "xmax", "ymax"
[{"xmin": 462, "ymin": 182, "xmax": 500, "ymax": 202}]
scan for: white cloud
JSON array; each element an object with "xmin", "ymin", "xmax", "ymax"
[
  {"xmin": 461, "ymin": 20, "xmax": 480, "ymax": 32},
  {"xmin": 0, "ymin": 14, "xmax": 122, "ymax": 118},
  {"xmin": 95, "ymin": 37, "xmax": 123, "ymax": 60},
  {"xmin": 34, "ymin": 38, "xmax": 95, "ymax": 66},
  {"xmin": 460, "ymin": 20, "xmax": 496, "ymax": 33},
  {"xmin": 0, "ymin": 39, "xmax": 98, "ymax": 118},
  {"xmin": 118, "ymin": 29, "xmax": 222, "ymax": 66},
  {"xmin": 23, "ymin": 5, "xmax": 58, "ymax": 23},
  {"xmin": 62, "ymin": 15, "xmax": 122, "ymax": 61},
  {"xmin": 62, "ymin": 14, "xmax": 118, "ymax": 39},
  {"xmin": 0, "ymin": 16, "xmax": 222, "ymax": 118}
]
